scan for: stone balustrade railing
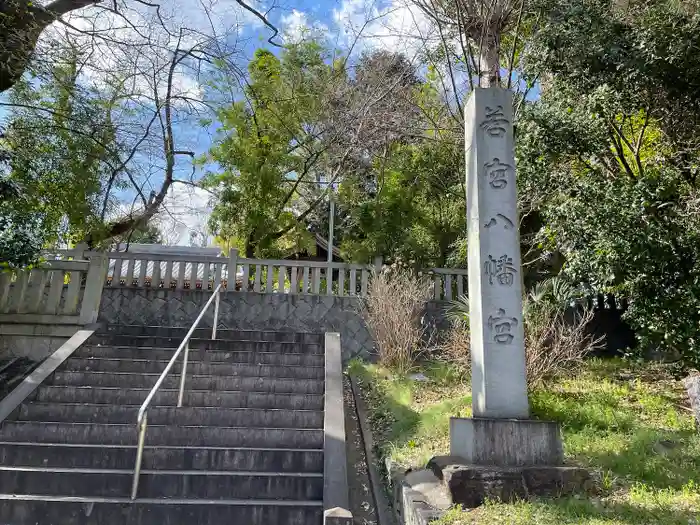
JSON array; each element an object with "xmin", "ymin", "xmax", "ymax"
[
  {"xmin": 0, "ymin": 247, "xmax": 106, "ymax": 325},
  {"xmin": 0, "ymin": 247, "xmax": 469, "ymax": 321},
  {"xmin": 97, "ymin": 248, "xmax": 469, "ymax": 301},
  {"xmin": 429, "ymin": 268, "xmax": 469, "ymax": 301},
  {"xmin": 97, "ymin": 249, "xmax": 381, "ymax": 298}
]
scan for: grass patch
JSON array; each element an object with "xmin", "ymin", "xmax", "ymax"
[{"xmin": 348, "ymin": 358, "xmax": 700, "ymax": 524}]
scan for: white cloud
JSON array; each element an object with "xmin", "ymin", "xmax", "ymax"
[
  {"xmin": 281, "ymin": 9, "xmax": 329, "ymax": 44},
  {"xmin": 332, "ymin": 0, "xmax": 436, "ymax": 57},
  {"xmin": 157, "ymin": 183, "xmax": 214, "ymax": 246}
]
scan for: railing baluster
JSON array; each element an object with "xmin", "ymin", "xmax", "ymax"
[
  {"xmin": 444, "ymin": 274, "xmax": 453, "ymax": 300},
  {"xmin": 113, "ymin": 259, "xmax": 123, "ymax": 287},
  {"xmin": 228, "ymin": 249, "xmax": 239, "ymax": 291},
  {"xmin": 326, "ymin": 267, "xmax": 333, "ymax": 295},
  {"xmin": 312, "ymin": 267, "xmax": 321, "ymax": 294},
  {"xmin": 131, "ymin": 412, "xmax": 148, "ymax": 500},
  {"xmin": 164, "ymin": 261, "xmax": 174, "ymax": 289},
  {"xmin": 291, "ymin": 266, "xmax": 298, "ymax": 294},
  {"xmin": 177, "ymin": 262, "xmax": 185, "ymax": 290},
  {"xmin": 457, "ymin": 274, "xmax": 464, "ymax": 297},
  {"xmin": 213, "ymin": 292, "xmax": 220, "ymax": 340},
  {"xmin": 44, "ymin": 270, "xmax": 64, "ymax": 315},
  {"xmin": 191, "ymin": 262, "xmax": 199, "ymax": 289},
  {"xmin": 214, "ymin": 262, "xmax": 222, "ymax": 291},
  {"xmin": 202, "ymin": 261, "xmax": 210, "ymax": 291},
  {"xmin": 138, "ymin": 260, "xmax": 147, "ymax": 287},
  {"xmin": 152, "ymin": 261, "xmax": 162, "ymax": 289},
  {"xmin": 126, "ymin": 259, "xmax": 136, "ymax": 287},
  {"xmin": 30, "ymin": 270, "xmax": 49, "ymax": 313},
  {"xmin": 254, "ymin": 264, "xmax": 262, "ymax": 292},
  {"xmin": 433, "ymin": 274, "xmax": 441, "ymax": 300},
  {"xmin": 177, "ymin": 341, "xmax": 190, "ymax": 407},
  {"xmin": 302, "ymin": 267, "xmax": 310, "ymax": 294},
  {"xmin": 360, "ymin": 269, "xmax": 368, "ymax": 297},
  {"xmin": 266, "ymin": 264, "xmax": 274, "ymax": 292},
  {"xmin": 241, "ymin": 264, "xmax": 250, "ymax": 292},
  {"xmin": 338, "ymin": 268, "xmax": 345, "ymax": 297},
  {"xmin": 0, "ymin": 273, "xmax": 11, "ymax": 313},
  {"xmin": 349, "ymin": 269, "xmax": 357, "ymax": 296},
  {"xmin": 278, "ymin": 266, "xmax": 286, "ymax": 293}
]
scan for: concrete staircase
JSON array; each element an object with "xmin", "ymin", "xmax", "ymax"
[{"xmin": 0, "ymin": 325, "xmax": 329, "ymax": 524}]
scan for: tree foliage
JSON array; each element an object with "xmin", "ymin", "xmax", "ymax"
[
  {"xmin": 518, "ymin": 0, "xmax": 700, "ymax": 365},
  {"xmin": 204, "ymin": 44, "xmax": 335, "ymax": 257},
  {"xmin": 0, "ymin": 169, "xmax": 45, "ymax": 269},
  {"xmin": 204, "ymin": 42, "xmax": 443, "ymax": 261},
  {"xmin": 4, "ymin": 47, "xmax": 121, "ymax": 247},
  {"xmin": 338, "ymin": 140, "xmax": 465, "ymax": 267}
]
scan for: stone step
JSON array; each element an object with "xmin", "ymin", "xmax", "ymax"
[
  {"xmin": 76, "ymin": 346, "xmax": 325, "ymax": 366},
  {"xmin": 17, "ymin": 404, "xmax": 323, "ymax": 429},
  {"xmin": 48, "ymin": 371, "xmax": 324, "ymax": 394},
  {"xmin": 0, "ymin": 443, "xmax": 323, "ymax": 473},
  {"xmin": 103, "ymin": 325, "xmax": 325, "ymax": 344},
  {"xmin": 34, "ymin": 386, "xmax": 324, "ymax": 410},
  {"xmin": 0, "ymin": 421, "xmax": 324, "ymax": 448},
  {"xmin": 0, "ymin": 496, "xmax": 322, "ymax": 525},
  {"xmin": 62, "ymin": 357, "xmax": 324, "ymax": 379},
  {"xmin": 0, "ymin": 467, "xmax": 323, "ymax": 500},
  {"xmin": 91, "ymin": 335, "xmax": 324, "ymax": 354}
]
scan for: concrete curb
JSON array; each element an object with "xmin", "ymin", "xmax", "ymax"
[
  {"xmin": 0, "ymin": 329, "xmax": 94, "ymax": 423},
  {"xmin": 324, "ymin": 333, "xmax": 353, "ymax": 524},
  {"xmin": 349, "ymin": 376, "xmax": 396, "ymax": 525}
]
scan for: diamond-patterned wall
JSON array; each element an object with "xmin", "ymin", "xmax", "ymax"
[{"xmin": 98, "ymin": 289, "xmax": 374, "ymax": 360}]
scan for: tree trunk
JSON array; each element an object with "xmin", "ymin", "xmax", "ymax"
[
  {"xmin": 479, "ymin": 30, "xmax": 501, "ymax": 88},
  {"xmin": 0, "ymin": 0, "xmax": 99, "ymax": 93},
  {"xmin": 245, "ymin": 231, "xmax": 256, "ymax": 258}
]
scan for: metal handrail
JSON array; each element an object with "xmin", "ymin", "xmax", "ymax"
[{"xmin": 130, "ymin": 283, "xmax": 223, "ymax": 499}]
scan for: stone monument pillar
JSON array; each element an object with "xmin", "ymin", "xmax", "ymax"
[
  {"xmin": 450, "ymin": 87, "xmax": 562, "ymax": 467},
  {"xmin": 465, "ymin": 87, "xmax": 529, "ymax": 420}
]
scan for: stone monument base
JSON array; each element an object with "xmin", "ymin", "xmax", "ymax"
[
  {"xmin": 435, "ymin": 417, "xmax": 591, "ymax": 509},
  {"xmin": 450, "ymin": 417, "xmax": 563, "ymax": 466},
  {"xmin": 427, "ymin": 456, "xmax": 592, "ymax": 508}
]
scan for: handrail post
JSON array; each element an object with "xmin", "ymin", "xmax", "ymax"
[
  {"xmin": 212, "ymin": 288, "xmax": 220, "ymax": 340},
  {"xmin": 228, "ymin": 248, "xmax": 239, "ymax": 291},
  {"xmin": 79, "ymin": 252, "xmax": 107, "ymax": 325},
  {"xmin": 131, "ymin": 412, "xmax": 148, "ymax": 500},
  {"xmin": 177, "ymin": 342, "xmax": 190, "ymax": 408}
]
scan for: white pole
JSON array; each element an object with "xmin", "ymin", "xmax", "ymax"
[{"xmin": 327, "ymin": 197, "xmax": 335, "ymax": 263}]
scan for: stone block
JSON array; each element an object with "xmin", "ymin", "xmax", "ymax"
[
  {"xmin": 450, "ymin": 417, "xmax": 563, "ymax": 467},
  {"xmin": 392, "ymin": 469, "xmax": 451, "ymax": 525},
  {"xmin": 683, "ymin": 375, "xmax": 700, "ymax": 428},
  {"xmin": 0, "ymin": 335, "xmax": 67, "ymax": 362},
  {"xmin": 323, "ymin": 507, "xmax": 353, "ymax": 525},
  {"xmin": 428, "ymin": 456, "xmax": 592, "ymax": 508}
]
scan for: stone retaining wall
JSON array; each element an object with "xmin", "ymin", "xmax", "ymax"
[{"xmin": 98, "ymin": 288, "xmax": 374, "ymax": 360}]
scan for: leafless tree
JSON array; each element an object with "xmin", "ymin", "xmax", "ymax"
[
  {"xmin": 410, "ymin": 0, "xmax": 526, "ymax": 88},
  {"xmin": 1, "ymin": 0, "xmax": 263, "ymax": 247},
  {"xmin": 0, "ymin": 0, "xmax": 281, "ymax": 93}
]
